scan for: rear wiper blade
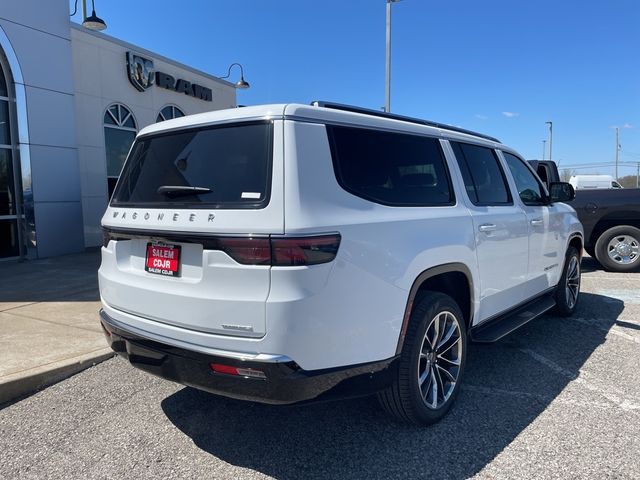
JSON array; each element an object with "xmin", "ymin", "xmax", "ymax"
[{"xmin": 157, "ymin": 185, "xmax": 212, "ymax": 197}]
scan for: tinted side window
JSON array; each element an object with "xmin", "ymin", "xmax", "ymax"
[
  {"xmin": 503, "ymin": 152, "xmax": 546, "ymax": 206},
  {"xmin": 327, "ymin": 126, "xmax": 454, "ymax": 206},
  {"xmin": 451, "ymin": 142, "xmax": 512, "ymax": 205}
]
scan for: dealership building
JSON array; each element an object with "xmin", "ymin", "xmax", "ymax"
[{"xmin": 0, "ymin": 1, "xmax": 238, "ymax": 260}]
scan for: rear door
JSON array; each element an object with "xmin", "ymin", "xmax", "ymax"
[
  {"xmin": 99, "ymin": 120, "xmax": 284, "ymax": 338},
  {"xmin": 448, "ymin": 141, "xmax": 529, "ymax": 323}
]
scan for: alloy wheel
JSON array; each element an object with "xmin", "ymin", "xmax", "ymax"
[
  {"xmin": 565, "ymin": 255, "xmax": 580, "ymax": 309},
  {"xmin": 417, "ymin": 311, "xmax": 463, "ymax": 409}
]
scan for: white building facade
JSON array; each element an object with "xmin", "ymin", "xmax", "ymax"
[{"xmin": 0, "ymin": 0, "xmax": 237, "ymax": 259}]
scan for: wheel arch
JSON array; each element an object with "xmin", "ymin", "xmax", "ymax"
[
  {"xmin": 568, "ymin": 232, "xmax": 583, "ymax": 256},
  {"xmin": 395, "ymin": 263, "xmax": 474, "ymax": 355}
]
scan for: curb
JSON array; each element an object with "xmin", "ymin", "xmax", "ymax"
[{"xmin": 0, "ymin": 348, "xmax": 115, "ymax": 406}]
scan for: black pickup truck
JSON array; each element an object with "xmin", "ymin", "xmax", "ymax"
[{"xmin": 530, "ymin": 160, "xmax": 640, "ymax": 272}]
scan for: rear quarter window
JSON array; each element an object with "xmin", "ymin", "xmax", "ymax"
[
  {"xmin": 327, "ymin": 125, "xmax": 455, "ymax": 206},
  {"xmin": 111, "ymin": 121, "xmax": 273, "ymax": 209}
]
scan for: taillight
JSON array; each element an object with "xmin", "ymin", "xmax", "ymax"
[
  {"xmin": 271, "ymin": 234, "xmax": 341, "ymax": 266},
  {"xmin": 102, "ymin": 228, "xmax": 110, "ymax": 248},
  {"xmin": 218, "ymin": 234, "xmax": 340, "ymax": 266},
  {"xmin": 217, "ymin": 237, "xmax": 271, "ymax": 265},
  {"xmin": 101, "ymin": 228, "xmax": 341, "ymax": 266}
]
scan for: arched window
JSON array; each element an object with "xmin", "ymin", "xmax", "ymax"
[
  {"xmin": 156, "ymin": 105, "xmax": 185, "ymax": 122},
  {"xmin": 0, "ymin": 57, "xmax": 19, "ymax": 258},
  {"xmin": 104, "ymin": 104, "xmax": 136, "ymax": 197}
]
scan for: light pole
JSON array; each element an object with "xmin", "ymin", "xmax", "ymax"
[
  {"xmin": 615, "ymin": 127, "xmax": 620, "ymax": 180},
  {"xmin": 545, "ymin": 121, "xmax": 553, "ymax": 162},
  {"xmin": 542, "ymin": 140, "xmax": 546, "ymax": 160},
  {"xmin": 220, "ymin": 63, "xmax": 250, "ymax": 89},
  {"xmin": 385, "ymin": 0, "xmax": 400, "ymax": 113}
]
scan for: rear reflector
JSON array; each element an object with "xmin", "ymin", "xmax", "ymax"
[
  {"xmin": 100, "ymin": 323, "xmax": 112, "ymax": 338},
  {"xmin": 210, "ymin": 363, "xmax": 267, "ymax": 379}
]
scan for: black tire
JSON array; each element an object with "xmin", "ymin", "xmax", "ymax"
[
  {"xmin": 554, "ymin": 246, "xmax": 581, "ymax": 317},
  {"xmin": 594, "ymin": 225, "xmax": 640, "ymax": 272},
  {"xmin": 378, "ymin": 292, "xmax": 467, "ymax": 426}
]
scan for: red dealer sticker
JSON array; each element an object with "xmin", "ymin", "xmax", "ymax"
[{"xmin": 145, "ymin": 243, "xmax": 181, "ymax": 277}]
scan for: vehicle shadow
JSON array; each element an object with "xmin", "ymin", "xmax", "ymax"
[
  {"xmin": 161, "ymin": 292, "xmax": 622, "ymax": 480},
  {"xmin": 0, "ymin": 250, "xmax": 100, "ymax": 304},
  {"xmin": 580, "ymin": 255, "xmax": 603, "ymax": 273}
]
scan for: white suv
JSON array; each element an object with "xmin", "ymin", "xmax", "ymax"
[{"xmin": 99, "ymin": 102, "xmax": 583, "ymax": 425}]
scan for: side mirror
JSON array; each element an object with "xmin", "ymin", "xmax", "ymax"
[{"xmin": 549, "ymin": 182, "xmax": 575, "ymax": 203}]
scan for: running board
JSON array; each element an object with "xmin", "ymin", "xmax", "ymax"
[{"xmin": 470, "ymin": 294, "xmax": 556, "ymax": 343}]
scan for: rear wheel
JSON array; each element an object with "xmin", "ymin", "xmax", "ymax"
[
  {"xmin": 554, "ymin": 246, "xmax": 581, "ymax": 316},
  {"xmin": 378, "ymin": 292, "xmax": 467, "ymax": 426},
  {"xmin": 594, "ymin": 226, "xmax": 640, "ymax": 272}
]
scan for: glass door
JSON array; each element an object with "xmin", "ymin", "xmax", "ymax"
[{"xmin": 0, "ymin": 58, "xmax": 20, "ymax": 258}]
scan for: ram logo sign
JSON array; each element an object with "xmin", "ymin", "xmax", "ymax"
[
  {"xmin": 126, "ymin": 52, "xmax": 155, "ymax": 91},
  {"xmin": 125, "ymin": 51, "xmax": 213, "ymax": 102}
]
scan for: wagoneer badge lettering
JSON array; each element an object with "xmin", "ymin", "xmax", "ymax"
[
  {"xmin": 108, "ymin": 211, "xmax": 216, "ymax": 222},
  {"xmin": 222, "ymin": 324, "xmax": 254, "ymax": 332}
]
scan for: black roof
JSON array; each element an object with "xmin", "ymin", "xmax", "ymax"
[{"xmin": 311, "ymin": 101, "xmax": 501, "ymax": 144}]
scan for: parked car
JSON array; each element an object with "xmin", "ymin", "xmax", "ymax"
[
  {"xmin": 99, "ymin": 102, "xmax": 583, "ymax": 425},
  {"xmin": 530, "ymin": 160, "xmax": 640, "ymax": 272},
  {"xmin": 569, "ymin": 174, "xmax": 622, "ymax": 190}
]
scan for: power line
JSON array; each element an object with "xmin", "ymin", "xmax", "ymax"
[{"xmin": 560, "ymin": 163, "xmax": 640, "ymax": 171}]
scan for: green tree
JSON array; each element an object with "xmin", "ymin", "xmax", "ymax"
[{"xmin": 617, "ymin": 174, "xmax": 638, "ymax": 188}]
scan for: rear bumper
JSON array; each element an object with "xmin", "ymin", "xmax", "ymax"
[{"xmin": 99, "ymin": 310, "xmax": 398, "ymax": 405}]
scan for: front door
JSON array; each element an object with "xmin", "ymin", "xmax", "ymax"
[{"xmin": 502, "ymin": 151, "xmax": 564, "ymax": 292}]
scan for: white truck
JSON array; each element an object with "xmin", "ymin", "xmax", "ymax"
[
  {"xmin": 99, "ymin": 102, "xmax": 584, "ymax": 425},
  {"xmin": 569, "ymin": 175, "xmax": 623, "ymax": 190}
]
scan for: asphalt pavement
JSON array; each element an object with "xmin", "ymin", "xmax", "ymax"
[{"xmin": 1, "ymin": 256, "xmax": 639, "ymax": 479}]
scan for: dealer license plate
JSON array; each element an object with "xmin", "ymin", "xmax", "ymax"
[{"xmin": 145, "ymin": 242, "xmax": 181, "ymax": 277}]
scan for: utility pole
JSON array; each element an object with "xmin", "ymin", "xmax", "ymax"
[
  {"xmin": 542, "ymin": 140, "xmax": 546, "ymax": 160},
  {"xmin": 636, "ymin": 162, "xmax": 639, "ymax": 188},
  {"xmin": 385, "ymin": 0, "xmax": 399, "ymax": 113},
  {"xmin": 546, "ymin": 121, "xmax": 553, "ymax": 161},
  {"xmin": 615, "ymin": 127, "xmax": 620, "ymax": 181}
]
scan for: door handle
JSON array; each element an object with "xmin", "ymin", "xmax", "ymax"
[
  {"xmin": 478, "ymin": 223, "xmax": 497, "ymax": 233},
  {"xmin": 530, "ymin": 219, "xmax": 544, "ymax": 226}
]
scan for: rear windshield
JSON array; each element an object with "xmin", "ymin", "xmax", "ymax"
[{"xmin": 111, "ymin": 121, "xmax": 273, "ymax": 209}]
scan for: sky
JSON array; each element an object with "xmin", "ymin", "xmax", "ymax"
[{"xmin": 71, "ymin": 0, "xmax": 640, "ymax": 177}]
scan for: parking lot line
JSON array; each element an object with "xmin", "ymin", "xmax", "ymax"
[{"xmin": 519, "ymin": 347, "xmax": 640, "ymax": 413}]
